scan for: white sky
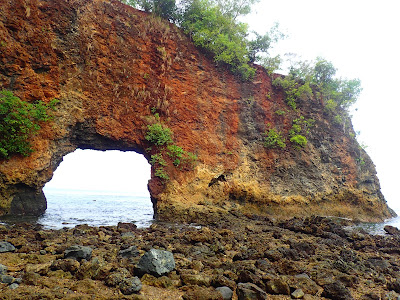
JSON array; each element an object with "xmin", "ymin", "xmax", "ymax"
[
  {"xmin": 46, "ymin": 0, "xmax": 400, "ymax": 211},
  {"xmin": 44, "ymin": 150, "xmax": 151, "ymax": 197},
  {"xmin": 244, "ymin": 0, "xmax": 400, "ymax": 211}
]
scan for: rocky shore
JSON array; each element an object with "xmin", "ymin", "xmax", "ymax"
[{"xmin": 1, "ymin": 211, "xmax": 400, "ymax": 299}]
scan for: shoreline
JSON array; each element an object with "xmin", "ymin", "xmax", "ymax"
[{"xmin": 2, "ymin": 211, "xmax": 400, "ymax": 299}]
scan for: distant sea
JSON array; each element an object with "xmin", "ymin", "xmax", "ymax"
[
  {"xmin": 0, "ymin": 188, "xmax": 154, "ymax": 229},
  {"xmin": 1, "ymin": 188, "xmax": 400, "ymax": 234}
]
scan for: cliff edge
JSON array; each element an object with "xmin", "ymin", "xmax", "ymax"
[{"xmin": 0, "ymin": 0, "xmax": 394, "ymax": 222}]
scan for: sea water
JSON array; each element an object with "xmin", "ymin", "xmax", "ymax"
[{"xmin": 32, "ymin": 188, "xmax": 154, "ymax": 229}]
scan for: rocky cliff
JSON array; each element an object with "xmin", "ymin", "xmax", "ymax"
[{"xmin": 0, "ymin": 0, "xmax": 394, "ymax": 222}]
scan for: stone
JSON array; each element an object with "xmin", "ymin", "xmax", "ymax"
[
  {"xmin": 181, "ymin": 273, "xmax": 212, "ymax": 287},
  {"xmin": 105, "ymin": 268, "xmax": 131, "ymax": 287},
  {"xmin": 182, "ymin": 286, "xmax": 224, "ymax": 300},
  {"xmin": 237, "ymin": 282, "xmax": 267, "ymax": 300},
  {"xmin": 137, "ymin": 249, "xmax": 175, "ymax": 277},
  {"xmin": 0, "ymin": 274, "xmax": 16, "ymax": 284},
  {"xmin": 265, "ymin": 278, "xmax": 290, "ymax": 295},
  {"xmin": 25, "ymin": 262, "xmax": 51, "ymax": 275},
  {"xmin": 119, "ymin": 276, "xmax": 142, "ymax": 295},
  {"xmin": 384, "ymin": 225, "xmax": 400, "ymax": 235},
  {"xmin": 216, "ymin": 286, "xmax": 233, "ymax": 300},
  {"xmin": 9, "ymin": 283, "xmax": 19, "ymax": 290},
  {"xmin": 51, "ymin": 259, "xmax": 80, "ymax": 273},
  {"xmin": 64, "ymin": 245, "xmax": 92, "ymax": 261},
  {"xmin": 119, "ymin": 245, "xmax": 140, "ymax": 258},
  {"xmin": 388, "ymin": 278, "xmax": 400, "ymax": 293},
  {"xmin": 0, "ymin": 241, "xmax": 15, "ymax": 253},
  {"xmin": 292, "ymin": 288, "xmax": 305, "ymax": 299},
  {"xmin": 0, "ymin": 264, "xmax": 8, "ymax": 274},
  {"xmin": 322, "ymin": 281, "xmax": 353, "ymax": 300}
]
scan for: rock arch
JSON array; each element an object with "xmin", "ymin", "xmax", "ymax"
[{"xmin": 0, "ymin": 0, "xmax": 394, "ymax": 222}]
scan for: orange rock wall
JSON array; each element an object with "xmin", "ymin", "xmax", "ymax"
[{"xmin": 0, "ymin": 0, "xmax": 394, "ymax": 221}]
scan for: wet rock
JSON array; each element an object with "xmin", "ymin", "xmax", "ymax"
[
  {"xmin": 9, "ymin": 283, "xmax": 19, "ymax": 290},
  {"xmin": 292, "ymin": 288, "xmax": 305, "ymax": 299},
  {"xmin": 51, "ymin": 259, "xmax": 80, "ymax": 274},
  {"xmin": 182, "ymin": 286, "xmax": 223, "ymax": 300},
  {"xmin": 181, "ymin": 273, "xmax": 212, "ymax": 287},
  {"xmin": 76, "ymin": 257, "xmax": 106, "ymax": 280},
  {"xmin": 384, "ymin": 225, "xmax": 400, "ymax": 235},
  {"xmin": 117, "ymin": 222, "xmax": 137, "ymax": 232},
  {"xmin": 265, "ymin": 277, "xmax": 290, "ymax": 295},
  {"xmin": 22, "ymin": 272, "xmax": 40, "ymax": 285},
  {"xmin": 25, "ymin": 262, "xmax": 51, "ymax": 275},
  {"xmin": 361, "ymin": 293, "xmax": 380, "ymax": 300},
  {"xmin": 212, "ymin": 275, "xmax": 236, "ymax": 290},
  {"xmin": 286, "ymin": 274, "xmax": 320, "ymax": 295},
  {"xmin": 141, "ymin": 274, "xmax": 173, "ymax": 288},
  {"xmin": 119, "ymin": 245, "xmax": 140, "ymax": 258},
  {"xmin": 105, "ymin": 268, "xmax": 131, "ymax": 287},
  {"xmin": 0, "ymin": 263, "xmax": 7, "ymax": 274},
  {"xmin": 64, "ymin": 245, "xmax": 93, "ymax": 261},
  {"xmin": 0, "ymin": 274, "xmax": 16, "ymax": 284},
  {"xmin": 0, "ymin": 241, "xmax": 15, "ymax": 253},
  {"xmin": 119, "ymin": 276, "xmax": 142, "ymax": 295},
  {"xmin": 237, "ymin": 282, "xmax": 267, "ymax": 300},
  {"xmin": 387, "ymin": 278, "xmax": 400, "ymax": 293},
  {"xmin": 216, "ymin": 286, "xmax": 233, "ymax": 300},
  {"xmin": 322, "ymin": 281, "xmax": 353, "ymax": 299},
  {"xmin": 137, "ymin": 248, "xmax": 175, "ymax": 277}
]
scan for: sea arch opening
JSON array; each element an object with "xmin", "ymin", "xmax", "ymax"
[{"xmin": 40, "ymin": 149, "xmax": 153, "ymax": 229}]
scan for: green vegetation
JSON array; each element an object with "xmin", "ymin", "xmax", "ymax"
[
  {"xmin": 121, "ymin": 0, "xmax": 284, "ymax": 80},
  {"xmin": 145, "ymin": 113, "xmax": 197, "ymax": 180},
  {"xmin": 0, "ymin": 90, "xmax": 57, "ymax": 159},
  {"xmin": 263, "ymin": 126, "xmax": 286, "ymax": 149},
  {"xmin": 145, "ymin": 123, "xmax": 173, "ymax": 146},
  {"xmin": 289, "ymin": 134, "xmax": 307, "ymax": 148}
]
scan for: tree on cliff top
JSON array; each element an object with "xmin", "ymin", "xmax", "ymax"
[{"xmin": 121, "ymin": 0, "xmax": 282, "ymax": 80}]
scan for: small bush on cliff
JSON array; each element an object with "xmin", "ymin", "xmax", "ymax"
[
  {"xmin": 263, "ymin": 127, "xmax": 286, "ymax": 149},
  {"xmin": 145, "ymin": 123, "xmax": 173, "ymax": 146},
  {"xmin": 145, "ymin": 115, "xmax": 198, "ymax": 180},
  {"xmin": 0, "ymin": 90, "xmax": 57, "ymax": 159},
  {"xmin": 289, "ymin": 134, "xmax": 307, "ymax": 148}
]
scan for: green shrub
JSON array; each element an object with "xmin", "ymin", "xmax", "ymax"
[
  {"xmin": 155, "ymin": 167, "xmax": 170, "ymax": 180},
  {"xmin": 167, "ymin": 144, "xmax": 184, "ymax": 158},
  {"xmin": 0, "ymin": 90, "xmax": 57, "ymax": 159},
  {"xmin": 145, "ymin": 123, "xmax": 173, "ymax": 146},
  {"xmin": 263, "ymin": 127, "xmax": 286, "ymax": 149},
  {"xmin": 290, "ymin": 134, "xmax": 307, "ymax": 148},
  {"xmin": 275, "ymin": 109, "xmax": 285, "ymax": 116},
  {"xmin": 150, "ymin": 153, "xmax": 167, "ymax": 166}
]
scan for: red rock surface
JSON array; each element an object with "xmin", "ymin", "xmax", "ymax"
[{"xmin": 0, "ymin": 0, "xmax": 394, "ymax": 221}]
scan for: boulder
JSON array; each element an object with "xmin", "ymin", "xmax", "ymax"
[
  {"xmin": 64, "ymin": 245, "xmax": 92, "ymax": 261},
  {"xmin": 137, "ymin": 249, "xmax": 175, "ymax": 277}
]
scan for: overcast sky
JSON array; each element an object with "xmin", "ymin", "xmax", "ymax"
[
  {"xmin": 243, "ymin": 0, "xmax": 400, "ymax": 211},
  {"xmin": 45, "ymin": 0, "xmax": 400, "ymax": 212}
]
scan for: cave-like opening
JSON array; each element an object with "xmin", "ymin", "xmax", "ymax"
[{"xmin": 40, "ymin": 149, "xmax": 153, "ymax": 229}]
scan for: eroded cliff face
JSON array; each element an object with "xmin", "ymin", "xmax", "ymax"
[{"xmin": 0, "ymin": 0, "xmax": 394, "ymax": 222}]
